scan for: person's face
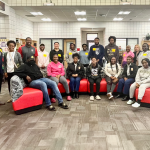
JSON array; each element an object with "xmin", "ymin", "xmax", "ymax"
[
  {"xmin": 8, "ymin": 43, "xmax": 15, "ymax": 51},
  {"xmin": 134, "ymin": 45, "xmax": 140, "ymax": 52},
  {"xmin": 142, "ymin": 44, "xmax": 148, "ymax": 52},
  {"xmin": 73, "ymin": 57, "xmax": 78, "ymax": 63},
  {"xmin": 94, "ymin": 39, "xmax": 99, "ymax": 45},
  {"xmin": 83, "ymin": 45, "xmax": 87, "ymax": 51},
  {"xmin": 92, "ymin": 58, "xmax": 97, "ymax": 65},
  {"xmin": 26, "ymin": 38, "xmax": 32, "ymax": 46},
  {"xmin": 109, "ymin": 38, "xmax": 115, "ymax": 45},
  {"xmin": 40, "ymin": 46, "xmax": 45, "ymax": 51},
  {"xmin": 70, "ymin": 44, "xmax": 75, "ymax": 50},
  {"xmin": 142, "ymin": 60, "xmax": 149, "ymax": 68},
  {"xmin": 54, "ymin": 43, "xmax": 59, "ymax": 49},
  {"xmin": 53, "ymin": 55, "xmax": 58, "ymax": 62},
  {"xmin": 111, "ymin": 57, "xmax": 116, "ymax": 64},
  {"xmin": 126, "ymin": 46, "xmax": 131, "ymax": 52},
  {"xmin": 127, "ymin": 57, "xmax": 132, "ymax": 64}
]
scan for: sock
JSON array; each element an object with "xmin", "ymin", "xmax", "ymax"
[
  {"xmin": 137, "ymin": 99, "xmax": 141, "ymax": 104},
  {"xmin": 130, "ymin": 98, "xmax": 134, "ymax": 100}
]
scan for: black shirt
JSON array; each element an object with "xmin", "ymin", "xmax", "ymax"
[{"xmin": 50, "ymin": 49, "xmax": 64, "ymax": 63}]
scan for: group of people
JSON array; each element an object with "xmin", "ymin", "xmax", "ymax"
[{"xmin": 0, "ymin": 35, "xmax": 150, "ymax": 111}]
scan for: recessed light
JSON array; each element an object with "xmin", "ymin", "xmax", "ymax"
[
  {"xmin": 74, "ymin": 11, "xmax": 86, "ymax": 15},
  {"xmin": 113, "ymin": 18, "xmax": 123, "ymax": 21},
  {"xmin": 118, "ymin": 11, "xmax": 130, "ymax": 15},
  {"xmin": 41, "ymin": 18, "xmax": 51, "ymax": 21},
  {"xmin": 77, "ymin": 18, "xmax": 87, "ymax": 21},
  {"xmin": 30, "ymin": 12, "xmax": 43, "ymax": 15}
]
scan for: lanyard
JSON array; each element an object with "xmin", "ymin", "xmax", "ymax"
[{"xmin": 8, "ymin": 52, "xmax": 15, "ymax": 61}]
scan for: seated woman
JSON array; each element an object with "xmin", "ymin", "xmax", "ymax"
[
  {"xmin": 133, "ymin": 44, "xmax": 141, "ymax": 65},
  {"xmin": 47, "ymin": 54, "xmax": 72, "ymax": 101},
  {"xmin": 115, "ymin": 56, "xmax": 138, "ymax": 101},
  {"xmin": 127, "ymin": 58, "xmax": 150, "ymax": 108},
  {"xmin": 66, "ymin": 53, "xmax": 84, "ymax": 99},
  {"xmin": 121, "ymin": 45, "xmax": 134, "ymax": 67},
  {"xmin": 105, "ymin": 56, "xmax": 121, "ymax": 100},
  {"xmin": 86, "ymin": 57, "xmax": 102, "ymax": 101}
]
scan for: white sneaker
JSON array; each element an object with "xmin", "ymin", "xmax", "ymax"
[
  {"xmin": 90, "ymin": 96, "xmax": 94, "ymax": 101},
  {"xmin": 107, "ymin": 92, "xmax": 111, "ymax": 98},
  {"xmin": 132, "ymin": 102, "xmax": 140, "ymax": 108},
  {"xmin": 95, "ymin": 95, "xmax": 101, "ymax": 100},
  {"xmin": 109, "ymin": 95, "xmax": 114, "ymax": 100},
  {"xmin": 127, "ymin": 100, "xmax": 134, "ymax": 105}
]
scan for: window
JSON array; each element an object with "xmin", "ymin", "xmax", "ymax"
[{"xmin": 87, "ymin": 33, "xmax": 98, "ymax": 40}]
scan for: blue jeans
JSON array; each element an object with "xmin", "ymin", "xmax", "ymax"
[
  {"xmin": 29, "ymin": 78, "xmax": 63, "ymax": 106},
  {"xmin": 70, "ymin": 77, "xmax": 81, "ymax": 92},
  {"xmin": 117, "ymin": 78, "xmax": 135, "ymax": 95}
]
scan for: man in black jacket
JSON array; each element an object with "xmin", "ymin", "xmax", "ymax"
[
  {"xmin": 115, "ymin": 56, "xmax": 138, "ymax": 101},
  {"xmin": 86, "ymin": 57, "xmax": 102, "ymax": 101},
  {"xmin": 13, "ymin": 56, "xmax": 68, "ymax": 111}
]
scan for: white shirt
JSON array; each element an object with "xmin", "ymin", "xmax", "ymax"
[
  {"xmin": 7, "ymin": 52, "xmax": 15, "ymax": 73},
  {"xmin": 127, "ymin": 63, "xmax": 131, "ymax": 76},
  {"xmin": 74, "ymin": 63, "xmax": 77, "ymax": 71}
]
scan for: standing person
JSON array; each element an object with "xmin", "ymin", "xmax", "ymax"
[
  {"xmin": 18, "ymin": 37, "xmax": 38, "ymax": 65},
  {"xmin": 86, "ymin": 57, "xmax": 102, "ymax": 101},
  {"xmin": 65, "ymin": 43, "xmax": 78, "ymax": 64},
  {"xmin": 50, "ymin": 42, "xmax": 64, "ymax": 63},
  {"xmin": 4, "ymin": 40, "xmax": 23, "ymax": 102},
  {"xmin": 79, "ymin": 44, "xmax": 90, "ymax": 67},
  {"xmin": 115, "ymin": 56, "xmax": 138, "ymax": 101},
  {"xmin": 38, "ymin": 44, "xmax": 49, "ymax": 78},
  {"xmin": 47, "ymin": 54, "xmax": 72, "ymax": 101},
  {"xmin": 88, "ymin": 37, "xmax": 104, "ymax": 66},
  {"xmin": 105, "ymin": 56, "xmax": 121, "ymax": 100},
  {"xmin": 121, "ymin": 45, "xmax": 134, "ymax": 67},
  {"xmin": 66, "ymin": 53, "xmax": 84, "ymax": 99},
  {"xmin": 105, "ymin": 36, "xmax": 119, "ymax": 63},
  {"xmin": 13, "ymin": 56, "xmax": 68, "ymax": 111},
  {"xmin": 137, "ymin": 43, "xmax": 150, "ymax": 68},
  {"xmin": 127, "ymin": 58, "xmax": 150, "ymax": 108},
  {"xmin": 133, "ymin": 44, "xmax": 141, "ymax": 65}
]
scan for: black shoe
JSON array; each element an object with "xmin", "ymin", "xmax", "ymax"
[
  {"xmin": 115, "ymin": 94, "xmax": 122, "ymax": 99},
  {"xmin": 75, "ymin": 92, "xmax": 79, "ymax": 99},
  {"xmin": 72, "ymin": 92, "xmax": 75, "ymax": 99},
  {"xmin": 46, "ymin": 105, "xmax": 56, "ymax": 111},
  {"xmin": 122, "ymin": 96, "xmax": 129, "ymax": 101}
]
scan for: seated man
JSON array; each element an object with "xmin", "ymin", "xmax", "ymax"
[
  {"xmin": 115, "ymin": 56, "xmax": 138, "ymax": 101},
  {"xmin": 13, "ymin": 55, "xmax": 68, "ymax": 111}
]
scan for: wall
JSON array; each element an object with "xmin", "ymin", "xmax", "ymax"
[{"xmin": 0, "ymin": 16, "xmax": 9, "ymax": 38}]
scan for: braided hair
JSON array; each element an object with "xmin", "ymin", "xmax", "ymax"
[{"xmin": 110, "ymin": 56, "xmax": 118, "ymax": 73}]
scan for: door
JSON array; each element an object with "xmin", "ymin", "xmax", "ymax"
[{"xmin": 64, "ymin": 39, "xmax": 76, "ymax": 68}]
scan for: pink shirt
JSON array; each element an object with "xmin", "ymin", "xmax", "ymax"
[
  {"xmin": 122, "ymin": 51, "xmax": 134, "ymax": 62},
  {"xmin": 47, "ymin": 61, "xmax": 65, "ymax": 77}
]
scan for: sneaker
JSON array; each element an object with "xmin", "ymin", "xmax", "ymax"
[
  {"xmin": 7, "ymin": 99, "xmax": 12, "ymax": 103},
  {"xmin": 51, "ymin": 98, "xmax": 56, "ymax": 103},
  {"xmin": 67, "ymin": 96, "xmax": 72, "ymax": 101},
  {"xmin": 132, "ymin": 102, "xmax": 140, "ymax": 108},
  {"xmin": 90, "ymin": 96, "xmax": 94, "ymax": 101},
  {"xmin": 95, "ymin": 95, "xmax": 101, "ymax": 100},
  {"xmin": 127, "ymin": 100, "xmax": 134, "ymax": 105},
  {"xmin": 109, "ymin": 95, "xmax": 114, "ymax": 100},
  {"xmin": 107, "ymin": 92, "xmax": 111, "ymax": 98}
]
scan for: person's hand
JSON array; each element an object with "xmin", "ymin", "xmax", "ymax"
[
  {"xmin": 5, "ymin": 73, "xmax": 8, "ymax": 78},
  {"xmin": 72, "ymin": 74, "xmax": 76, "ymax": 77},
  {"xmin": 97, "ymin": 59, "xmax": 99, "ymax": 62},
  {"xmin": 26, "ymin": 76, "xmax": 32, "ymax": 83},
  {"xmin": 124, "ymin": 77, "xmax": 128, "ymax": 81},
  {"xmin": 57, "ymin": 75, "xmax": 61, "ymax": 79},
  {"xmin": 136, "ymin": 83, "xmax": 140, "ymax": 88},
  {"xmin": 111, "ymin": 76, "xmax": 115, "ymax": 80}
]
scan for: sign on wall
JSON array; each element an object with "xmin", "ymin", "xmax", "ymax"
[{"xmin": 0, "ymin": 37, "xmax": 8, "ymax": 52}]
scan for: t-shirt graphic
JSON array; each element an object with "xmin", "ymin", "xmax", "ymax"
[
  {"xmin": 91, "ymin": 68, "xmax": 98, "ymax": 76},
  {"xmin": 95, "ymin": 48, "xmax": 100, "ymax": 55}
]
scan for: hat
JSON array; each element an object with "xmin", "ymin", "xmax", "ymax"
[{"xmin": 27, "ymin": 55, "xmax": 35, "ymax": 61}]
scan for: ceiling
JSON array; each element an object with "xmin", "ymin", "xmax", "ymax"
[
  {"xmin": 81, "ymin": 28, "xmax": 105, "ymax": 31},
  {"xmin": 11, "ymin": 5, "xmax": 150, "ymax": 22}
]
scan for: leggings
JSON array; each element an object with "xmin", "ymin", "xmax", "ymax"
[{"xmin": 0, "ymin": 73, "xmax": 3, "ymax": 93}]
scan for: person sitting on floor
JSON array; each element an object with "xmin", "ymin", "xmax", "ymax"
[
  {"xmin": 127, "ymin": 58, "xmax": 150, "ymax": 108},
  {"xmin": 105, "ymin": 56, "xmax": 121, "ymax": 100},
  {"xmin": 13, "ymin": 55, "xmax": 68, "ymax": 111},
  {"xmin": 66, "ymin": 53, "xmax": 84, "ymax": 99},
  {"xmin": 86, "ymin": 57, "xmax": 102, "ymax": 101},
  {"xmin": 47, "ymin": 54, "xmax": 72, "ymax": 101},
  {"xmin": 115, "ymin": 56, "xmax": 138, "ymax": 101}
]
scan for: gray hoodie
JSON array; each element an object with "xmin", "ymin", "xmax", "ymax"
[{"xmin": 65, "ymin": 49, "xmax": 78, "ymax": 64}]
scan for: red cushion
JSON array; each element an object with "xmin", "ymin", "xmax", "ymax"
[
  {"xmin": 79, "ymin": 78, "xmax": 88, "ymax": 92},
  {"xmin": 88, "ymin": 78, "xmax": 118, "ymax": 93},
  {"xmin": 135, "ymin": 88, "xmax": 150, "ymax": 103},
  {"xmin": 12, "ymin": 87, "xmax": 43, "ymax": 111}
]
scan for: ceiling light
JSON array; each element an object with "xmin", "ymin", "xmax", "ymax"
[
  {"xmin": 77, "ymin": 18, "xmax": 87, "ymax": 21},
  {"xmin": 74, "ymin": 11, "xmax": 86, "ymax": 15},
  {"xmin": 149, "ymin": 19, "xmax": 150, "ymax": 21},
  {"xmin": 41, "ymin": 18, "xmax": 51, "ymax": 21},
  {"xmin": 43, "ymin": 2, "xmax": 55, "ymax": 6},
  {"xmin": 30, "ymin": 12, "xmax": 43, "ymax": 15},
  {"xmin": 118, "ymin": 11, "xmax": 130, "ymax": 14},
  {"xmin": 113, "ymin": 18, "xmax": 123, "ymax": 21},
  {"xmin": 99, "ymin": 14, "xmax": 106, "ymax": 17}
]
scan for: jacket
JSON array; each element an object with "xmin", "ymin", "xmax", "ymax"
[
  {"xmin": 66, "ymin": 62, "xmax": 84, "ymax": 79},
  {"xmin": 47, "ymin": 61, "xmax": 65, "ymax": 77},
  {"xmin": 122, "ymin": 63, "xmax": 138, "ymax": 78},
  {"xmin": 4, "ymin": 51, "xmax": 23, "ymax": 73},
  {"xmin": 0, "ymin": 48, "xmax": 3, "ymax": 74},
  {"xmin": 65, "ymin": 49, "xmax": 78, "ymax": 64},
  {"xmin": 105, "ymin": 43, "xmax": 119, "ymax": 63},
  {"xmin": 50, "ymin": 49, "xmax": 64, "ymax": 63},
  {"xmin": 13, "ymin": 63, "xmax": 43, "ymax": 84},
  {"xmin": 133, "ymin": 51, "xmax": 141, "ymax": 64},
  {"xmin": 86, "ymin": 63, "xmax": 102, "ymax": 79}
]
